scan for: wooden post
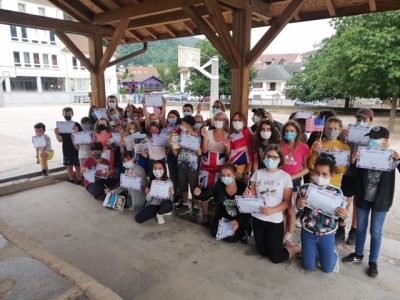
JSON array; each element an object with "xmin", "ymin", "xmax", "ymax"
[
  {"xmin": 89, "ymin": 35, "xmax": 106, "ymax": 108},
  {"xmin": 230, "ymin": 9, "xmax": 251, "ymax": 121}
]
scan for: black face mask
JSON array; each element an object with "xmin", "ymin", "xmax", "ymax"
[
  {"xmin": 93, "ymin": 153, "xmax": 102, "ymax": 159},
  {"xmin": 97, "ymin": 124, "xmax": 107, "ymax": 131},
  {"xmin": 64, "ymin": 115, "xmax": 72, "ymax": 121}
]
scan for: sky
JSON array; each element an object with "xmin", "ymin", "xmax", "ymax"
[{"xmin": 250, "ymin": 19, "xmax": 335, "ymax": 54}]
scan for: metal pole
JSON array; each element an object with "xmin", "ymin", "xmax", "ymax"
[{"xmin": 210, "ymin": 56, "xmax": 219, "ymax": 106}]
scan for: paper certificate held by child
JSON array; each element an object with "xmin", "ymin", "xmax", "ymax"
[
  {"xmin": 95, "ymin": 163, "xmax": 109, "ymax": 179},
  {"xmin": 346, "ymin": 124, "xmax": 373, "ymax": 145},
  {"xmin": 103, "ymin": 193, "xmax": 125, "ymax": 211},
  {"xmin": 120, "ymin": 173, "xmax": 142, "ymax": 190},
  {"xmin": 134, "ymin": 142, "xmax": 149, "ymax": 155},
  {"xmin": 305, "ymin": 184, "xmax": 345, "ymax": 219},
  {"xmin": 94, "ymin": 108, "xmax": 109, "ymax": 120},
  {"xmin": 111, "ymin": 132, "xmax": 122, "ymax": 145},
  {"xmin": 73, "ymin": 132, "xmax": 92, "ymax": 145},
  {"xmin": 149, "ymin": 180, "xmax": 172, "ymax": 199},
  {"xmin": 152, "ymin": 133, "xmax": 169, "ymax": 146},
  {"xmin": 235, "ymin": 196, "xmax": 264, "ymax": 214},
  {"xmin": 144, "ymin": 94, "xmax": 163, "ymax": 107},
  {"xmin": 180, "ymin": 134, "xmax": 201, "ymax": 151},
  {"xmin": 83, "ymin": 169, "xmax": 96, "ymax": 183},
  {"xmin": 56, "ymin": 121, "xmax": 75, "ymax": 134},
  {"xmin": 216, "ymin": 218, "xmax": 235, "ymax": 240},
  {"xmin": 32, "ymin": 135, "xmax": 46, "ymax": 148},
  {"xmin": 356, "ymin": 146, "xmax": 394, "ymax": 171},
  {"xmin": 319, "ymin": 149, "xmax": 350, "ymax": 167}
]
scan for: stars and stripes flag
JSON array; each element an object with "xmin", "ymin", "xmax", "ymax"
[
  {"xmin": 199, "ymin": 151, "xmax": 226, "ymax": 188},
  {"xmin": 305, "ymin": 117, "xmax": 325, "ymax": 132}
]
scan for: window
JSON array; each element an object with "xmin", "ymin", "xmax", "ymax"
[
  {"xmin": 18, "ymin": 3, "xmax": 25, "ymax": 13},
  {"xmin": 10, "ymin": 26, "xmax": 18, "ymax": 41},
  {"xmin": 49, "ymin": 31, "xmax": 56, "ymax": 45},
  {"xmin": 13, "ymin": 52, "xmax": 21, "ymax": 66},
  {"xmin": 269, "ymin": 82, "xmax": 276, "ymax": 91},
  {"xmin": 41, "ymin": 77, "xmax": 65, "ymax": 91},
  {"xmin": 23, "ymin": 52, "xmax": 31, "ymax": 67},
  {"xmin": 10, "ymin": 76, "xmax": 37, "ymax": 91},
  {"xmin": 33, "ymin": 53, "xmax": 40, "ymax": 67},
  {"xmin": 253, "ymin": 82, "xmax": 263, "ymax": 89},
  {"xmin": 21, "ymin": 27, "xmax": 28, "ymax": 42},
  {"xmin": 38, "ymin": 7, "xmax": 45, "ymax": 16},
  {"xmin": 51, "ymin": 55, "xmax": 58, "ymax": 68},
  {"xmin": 42, "ymin": 54, "xmax": 49, "ymax": 67},
  {"xmin": 72, "ymin": 57, "xmax": 78, "ymax": 69}
]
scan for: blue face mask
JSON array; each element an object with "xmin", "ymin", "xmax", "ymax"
[
  {"xmin": 212, "ymin": 108, "xmax": 221, "ymax": 115},
  {"xmin": 111, "ymin": 113, "xmax": 120, "ymax": 121},
  {"xmin": 263, "ymin": 158, "xmax": 279, "ymax": 170},
  {"xmin": 90, "ymin": 112, "xmax": 98, "ymax": 120},
  {"xmin": 284, "ymin": 132, "xmax": 297, "ymax": 141},
  {"xmin": 168, "ymin": 118, "xmax": 177, "ymax": 126},
  {"xmin": 183, "ymin": 111, "xmax": 192, "ymax": 116},
  {"xmin": 82, "ymin": 124, "xmax": 91, "ymax": 131},
  {"xmin": 221, "ymin": 176, "xmax": 234, "ymax": 186},
  {"xmin": 368, "ymin": 139, "xmax": 382, "ymax": 149},
  {"xmin": 194, "ymin": 123, "xmax": 202, "ymax": 129},
  {"xmin": 356, "ymin": 121, "xmax": 368, "ymax": 127},
  {"xmin": 123, "ymin": 161, "xmax": 133, "ymax": 169}
]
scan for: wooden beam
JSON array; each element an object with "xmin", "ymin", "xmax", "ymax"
[
  {"xmin": 368, "ymin": 0, "xmax": 377, "ymax": 12},
  {"xmin": 183, "ymin": 21, "xmax": 196, "ymax": 35},
  {"xmin": 218, "ymin": 0, "xmax": 248, "ymax": 10},
  {"xmin": 144, "ymin": 28, "xmax": 158, "ymax": 40},
  {"xmin": 325, "ymin": 0, "xmax": 336, "ymax": 17},
  {"xmin": 182, "ymin": 6, "xmax": 232, "ymax": 65},
  {"xmin": 204, "ymin": 0, "xmax": 240, "ymax": 67},
  {"xmin": 250, "ymin": 0, "xmax": 272, "ymax": 21},
  {"xmin": 47, "ymin": 0, "xmax": 93, "ymax": 23},
  {"xmin": 247, "ymin": 0, "xmax": 306, "ymax": 66},
  {"xmin": 108, "ymin": 43, "xmax": 148, "ymax": 68},
  {"xmin": 0, "ymin": 9, "xmax": 114, "ymax": 37},
  {"xmin": 99, "ymin": 19, "xmax": 130, "ymax": 71},
  {"xmin": 55, "ymin": 32, "xmax": 94, "ymax": 73},
  {"xmin": 89, "ymin": 35, "xmax": 106, "ymax": 107},
  {"xmin": 164, "ymin": 24, "xmax": 177, "ymax": 37},
  {"xmin": 93, "ymin": 0, "xmax": 202, "ymax": 25}
]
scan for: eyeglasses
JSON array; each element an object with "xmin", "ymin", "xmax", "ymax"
[{"xmin": 265, "ymin": 154, "xmax": 280, "ymax": 161}]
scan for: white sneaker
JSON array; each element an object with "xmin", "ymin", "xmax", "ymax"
[
  {"xmin": 156, "ymin": 214, "xmax": 165, "ymax": 224},
  {"xmin": 163, "ymin": 212, "xmax": 172, "ymax": 216}
]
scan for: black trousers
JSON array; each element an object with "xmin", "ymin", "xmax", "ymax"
[
  {"xmin": 135, "ymin": 200, "xmax": 173, "ymax": 223},
  {"xmin": 252, "ymin": 217, "xmax": 289, "ymax": 264},
  {"xmin": 209, "ymin": 215, "xmax": 251, "ymax": 243},
  {"xmin": 86, "ymin": 178, "xmax": 119, "ymax": 198}
]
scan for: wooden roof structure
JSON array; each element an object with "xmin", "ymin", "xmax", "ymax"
[{"xmin": 0, "ymin": 0, "xmax": 399, "ymax": 115}]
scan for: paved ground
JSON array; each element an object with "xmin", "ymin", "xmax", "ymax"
[{"xmin": 0, "ymin": 182, "xmax": 400, "ymax": 299}]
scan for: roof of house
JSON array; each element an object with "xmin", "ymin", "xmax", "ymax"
[
  {"xmin": 255, "ymin": 65, "xmax": 291, "ymax": 81},
  {"xmin": 120, "ymin": 66, "xmax": 161, "ymax": 82},
  {"xmin": 254, "ymin": 53, "xmax": 301, "ymax": 70},
  {"xmin": 283, "ymin": 62, "xmax": 304, "ymax": 75}
]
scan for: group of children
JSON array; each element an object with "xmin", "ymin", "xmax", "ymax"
[{"xmin": 32, "ymin": 95, "xmax": 400, "ymax": 277}]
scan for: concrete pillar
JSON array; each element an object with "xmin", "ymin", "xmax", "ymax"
[
  {"xmin": 5, "ymin": 77, "xmax": 11, "ymax": 92},
  {"xmin": 36, "ymin": 76, "xmax": 42, "ymax": 92}
]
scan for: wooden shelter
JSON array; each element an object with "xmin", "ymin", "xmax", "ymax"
[{"xmin": 0, "ymin": 0, "xmax": 399, "ymax": 117}]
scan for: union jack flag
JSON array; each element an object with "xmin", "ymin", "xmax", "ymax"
[
  {"xmin": 199, "ymin": 151, "xmax": 226, "ymax": 188},
  {"xmin": 305, "ymin": 117, "xmax": 325, "ymax": 132},
  {"xmin": 228, "ymin": 128, "xmax": 253, "ymax": 165}
]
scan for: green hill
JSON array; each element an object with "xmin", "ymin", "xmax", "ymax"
[{"xmin": 115, "ymin": 37, "xmax": 200, "ymax": 66}]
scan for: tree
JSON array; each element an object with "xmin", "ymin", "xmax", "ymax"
[
  {"xmin": 186, "ymin": 40, "xmax": 257, "ymax": 97},
  {"xmin": 285, "ymin": 11, "xmax": 400, "ymax": 130},
  {"xmin": 156, "ymin": 62, "xmax": 180, "ymax": 92}
]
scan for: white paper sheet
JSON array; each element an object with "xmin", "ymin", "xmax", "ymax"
[
  {"xmin": 101, "ymin": 149, "xmax": 111, "ymax": 161},
  {"xmin": 144, "ymin": 94, "xmax": 163, "ymax": 107},
  {"xmin": 152, "ymin": 134, "xmax": 169, "ymax": 146},
  {"xmin": 149, "ymin": 180, "xmax": 171, "ymax": 199},
  {"xmin": 83, "ymin": 169, "xmax": 96, "ymax": 183},
  {"xmin": 319, "ymin": 149, "xmax": 350, "ymax": 167},
  {"xmin": 94, "ymin": 108, "xmax": 109, "ymax": 120},
  {"xmin": 180, "ymin": 134, "xmax": 201, "ymax": 151},
  {"xmin": 103, "ymin": 193, "xmax": 125, "ymax": 211},
  {"xmin": 73, "ymin": 132, "xmax": 92, "ymax": 145},
  {"xmin": 346, "ymin": 124, "xmax": 373, "ymax": 145},
  {"xmin": 134, "ymin": 142, "xmax": 149, "ymax": 155},
  {"xmin": 295, "ymin": 111, "xmax": 313, "ymax": 119},
  {"xmin": 356, "ymin": 146, "xmax": 394, "ymax": 171},
  {"xmin": 216, "ymin": 218, "xmax": 235, "ymax": 240},
  {"xmin": 124, "ymin": 133, "xmax": 147, "ymax": 151},
  {"xmin": 56, "ymin": 121, "xmax": 75, "ymax": 134},
  {"xmin": 95, "ymin": 163, "xmax": 109, "ymax": 179},
  {"xmin": 32, "ymin": 135, "xmax": 46, "ymax": 148},
  {"xmin": 120, "ymin": 173, "xmax": 142, "ymax": 190},
  {"xmin": 112, "ymin": 132, "xmax": 122, "ymax": 144},
  {"xmin": 305, "ymin": 184, "xmax": 345, "ymax": 219},
  {"xmin": 235, "ymin": 196, "xmax": 265, "ymax": 214}
]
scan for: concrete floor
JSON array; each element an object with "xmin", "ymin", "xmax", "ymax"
[{"xmin": 0, "ymin": 182, "xmax": 400, "ymax": 300}]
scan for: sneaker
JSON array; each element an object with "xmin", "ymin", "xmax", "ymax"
[
  {"xmin": 156, "ymin": 214, "xmax": 165, "ymax": 224},
  {"xmin": 346, "ymin": 227, "xmax": 357, "ymax": 245},
  {"xmin": 368, "ymin": 262, "xmax": 379, "ymax": 277},
  {"xmin": 240, "ymin": 232, "xmax": 249, "ymax": 244},
  {"xmin": 342, "ymin": 252, "xmax": 364, "ymax": 264},
  {"xmin": 179, "ymin": 205, "xmax": 191, "ymax": 216},
  {"xmin": 42, "ymin": 169, "xmax": 48, "ymax": 177},
  {"xmin": 336, "ymin": 226, "xmax": 346, "ymax": 241},
  {"xmin": 163, "ymin": 212, "xmax": 172, "ymax": 216}
]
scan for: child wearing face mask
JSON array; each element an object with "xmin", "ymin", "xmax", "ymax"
[
  {"xmin": 226, "ymin": 112, "xmax": 253, "ymax": 182},
  {"xmin": 296, "ymin": 153, "xmax": 348, "ymax": 273},
  {"xmin": 182, "ymin": 103, "xmax": 194, "ymax": 116},
  {"xmin": 135, "ymin": 160, "xmax": 173, "ymax": 224},
  {"xmin": 244, "ymin": 144, "xmax": 301, "ymax": 263},
  {"xmin": 54, "ymin": 107, "xmax": 82, "ymax": 184},
  {"xmin": 76, "ymin": 117, "xmax": 95, "ymax": 166},
  {"xmin": 108, "ymin": 152, "xmax": 148, "ymax": 211},
  {"xmin": 144, "ymin": 122, "xmax": 167, "ymax": 176},
  {"xmin": 253, "ymin": 120, "xmax": 281, "ymax": 172},
  {"xmin": 194, "ymin": 164, "xmax": 251, "ymax": 243},
  {"xmin": 94, "ymin": 118, "xmax": 115, "ymax": 173},
  {"xmin": 106, "ymin": 95, "xmax": 124, "ymax": 117},
  {"xmin": 342, "ymin": 126, "xmax": 400, "ymax": 277}
]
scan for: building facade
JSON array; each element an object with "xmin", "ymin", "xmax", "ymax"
[{"xmin": 0, "ymin": 0, "xmax": 117, "ymax": 104}]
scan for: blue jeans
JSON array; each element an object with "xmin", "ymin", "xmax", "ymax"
[
  {"xmin": 301, "ymin": 229, "xmax": 337, "ymax": 273},
  {"xmin": 355, "ymin": 202, "xmax": 387, "ymax": 263}
]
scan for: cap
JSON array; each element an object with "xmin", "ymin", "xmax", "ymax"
[
  {"xmin": 251, "ymin": 108, "xmax": 267, "ymax": 117},
  {"xmin": 133, "ymin": 108, "xmax": 144, "ymax": 115},
  {"xmin": 181, "ymin": 115, "xmax": 196, "ymax": 126},
  {"xmin": 365, "ymin": 126, "xmax": 389, "ymax": 139},
  {"xmin": 355, "ymin": 108, "xmax": 374, "ymax": 120}
]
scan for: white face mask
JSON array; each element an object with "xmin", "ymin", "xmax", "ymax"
[
  {"xmin": 153, "ymin": 169, "xmax": 164, "ymax": 178},
  {"xmin": 260, "ymin": 130, "xmax": 272, "ymax": 140},
  {"xmin": 180, "ymin": 125, "xmax": 187, "ymax": 132},
  {"xmin": 214, "ymin": 120, "xmax": 224, "ymax": 129},
  {"xmin": 252, "ymin": 115, "xmax": 260, "ymax": 124},
  {"xmin": 312, "ymin": 175, "xmax": 330, "ymax": 186},
  {"xmin": 232, "ymin": 121, "xmax": 243, "ymax": 131},
  {"xmin": 108, "ymin": 102, "xmax": 117, "ymax": 109}
]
